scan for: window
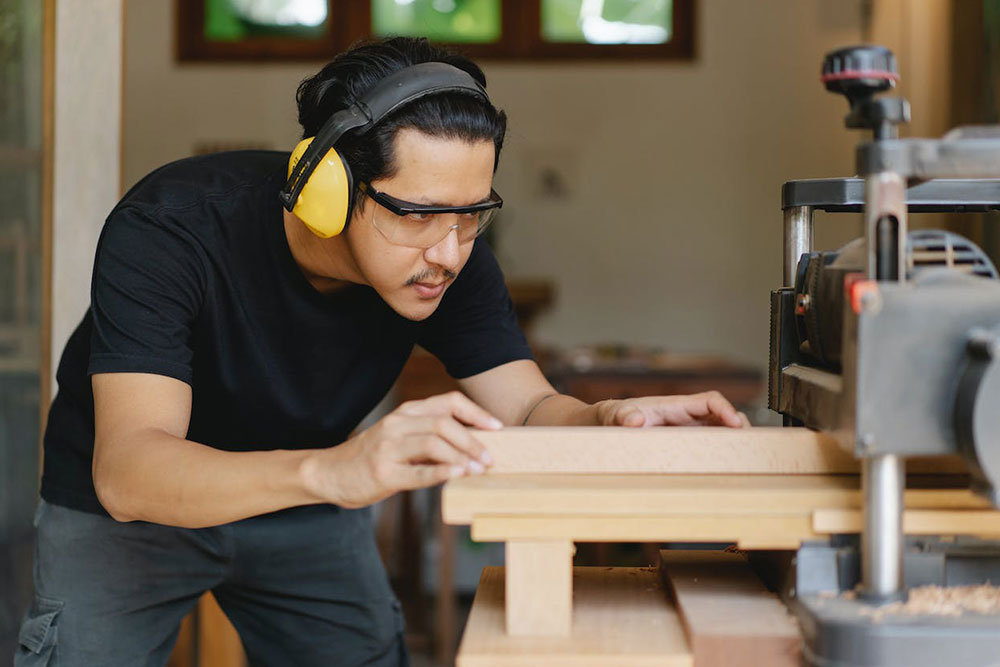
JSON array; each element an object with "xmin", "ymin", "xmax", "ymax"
[{"xmin": 176, "ymin": 0, "xmax": 694, "ymax": 61}]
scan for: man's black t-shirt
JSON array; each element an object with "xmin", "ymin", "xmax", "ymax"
[{"xmin": 41, "ymin": 151, "xmax": 533, "ymax": 516}]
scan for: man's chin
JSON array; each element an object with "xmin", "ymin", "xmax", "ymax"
[{"xmin": 385, "ymin": 291, "xmax": 444, "ymax": 321}]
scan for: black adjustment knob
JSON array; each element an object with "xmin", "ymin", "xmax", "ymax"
[
  {"xmin": 822, "ymin": 45, "xmax": 908, "ymax": 138},
  {"xmin": 822, "ymin": 45, "xmax": 899, "ymax": 106}
]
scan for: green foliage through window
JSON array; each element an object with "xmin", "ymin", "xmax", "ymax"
[
  {"xmin": 204, "ymin": 0, "xmax": 329, "ymax": 42},
  {"xmin": 542, "ymin": 0, "xmax": 671, "ymax": 44},
  {"xmin": 372, "ymin": 0, "xmax": 501, "ymax": 44}
]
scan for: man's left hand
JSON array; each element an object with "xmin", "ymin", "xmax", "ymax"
[{"xmin": 596, "ymin": 391, "xmax": 750, "ymax": 428}]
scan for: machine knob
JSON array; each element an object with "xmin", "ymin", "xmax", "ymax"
[
  {"xmin": 821, "ymin": 45, "xmax": 899, "ymax": 106},
  {"xmin": 954, "ymin": 327, "xmax": 1000, "ymax": 504}
]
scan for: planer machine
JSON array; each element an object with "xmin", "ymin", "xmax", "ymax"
[{"xmin": 769, "ymin": 45, "xmax": 1000, "ymax": 666}]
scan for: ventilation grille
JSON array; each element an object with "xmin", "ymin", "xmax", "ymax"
[{"xmin": 907, "ymin": 230, "xmax": 998, "ymax": 279}]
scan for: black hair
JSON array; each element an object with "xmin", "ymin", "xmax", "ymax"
[{"xmin": 296, "ymin": 37, "xmax": 507, "ymax": 216}]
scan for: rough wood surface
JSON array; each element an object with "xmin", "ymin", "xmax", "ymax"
[
  {"xmin": 468, "ymin": 427, "xmax": 964, "ymax": 475},
  {"xmin": 457, "ymin": 566, "xmax": 693, "ymax": 667},
  {"xmin": 505, "ymin": 541, "xmax": 574, "ymax": 637},
  {"xmin": 659, "ymin": 551, "xmax": 800, "ymax": 667},
  {"xmin": 443, "ymin": 474, "xmax": 986, "ymax": 525}
]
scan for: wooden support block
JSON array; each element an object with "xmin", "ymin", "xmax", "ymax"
[
  {"xmin": 473, "ymin": 514, "xmax": 815, "ymax": 550},
  {"xmin": 660, "ymin": 551, "xmax": 800, "ymax": 667},
  {"xmin": 469, "ymin": 427, "xmax": 965, "ymax": 476},
  {"xmin": 458, "ymin": 566, "xmax": 693, "ymax": 667},
  {"xmin": 813, "ymin": 508, "xmax": 1000, "ymax": 537},
  {"xmin": 505, "ymin": 540, "xmax": 574, "ymax": 637}
]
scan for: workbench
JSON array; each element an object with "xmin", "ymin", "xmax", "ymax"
[{"xmin": 442, "ymin": 427, "xmax": 1000, "ymax": 666}]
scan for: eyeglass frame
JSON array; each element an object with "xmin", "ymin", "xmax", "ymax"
[{"xmin": 359, "ymin": 181, "xmax": 503, "ymax": 219}]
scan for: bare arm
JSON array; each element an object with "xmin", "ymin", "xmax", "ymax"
[
  {"xmin": 93, "ymin": 373, "xmax": 497, "ymax": 528},
  {"xmin": 457, "ymin": 360, "xmax": 595, "ymax": 425},
  {"xmin": 459, "ymin": 359, "xmax": 749, "ymax": 428}
]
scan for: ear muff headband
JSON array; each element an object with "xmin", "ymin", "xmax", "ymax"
[{"xmin": 279, "ymin": 62, "xmax": 491, "ymax": 238}]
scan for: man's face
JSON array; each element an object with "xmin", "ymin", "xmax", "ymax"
[{"xmin": 345, "ymin": 128, "xmax": 496, "ymax": 321}]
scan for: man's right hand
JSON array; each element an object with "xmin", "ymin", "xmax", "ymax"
[{"xmin": 300, "ymin": 391, "xmax": 501, "ymax": 509}]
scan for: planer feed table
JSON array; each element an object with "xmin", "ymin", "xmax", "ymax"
[{"xmin": 442, "ymin": 427, "xmax": 1000, "ymax": 666}]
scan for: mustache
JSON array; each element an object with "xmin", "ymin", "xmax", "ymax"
[{"xmin": 406, "ymin": 269, "xmax": 457, "ymax": 286}]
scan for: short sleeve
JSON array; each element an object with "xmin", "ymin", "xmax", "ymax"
[
  {"xmin": 417, "ymin": 241, "xmax": 534, "ymax": 379},
  {"xmin": 87, "ymin": 206, "xmax": 207, "ymax": 384}
]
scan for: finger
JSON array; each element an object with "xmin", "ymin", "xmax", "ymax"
[
  {"xmin": 738, "ymin": 412, "xmax": 751, "ymax": 428},
  {"xmin": 614, "ymin": 406, "xmax": 647, "ymax": 428},
  {"xmin": 401, "ymin": 416, "xmax": 493, "ymax": 465},
  {"xmin": 397, "ymin": 463, "xmax": 462, "ymax": 491},
  {"xmin": 403, "ymin": 392, "xmax": 503, "ymax": 431},
  {"xmin": 704, "ymin": 391, "xmax": 743, "ymax": 428},
  {"xmin": 397, "ymin": 434, "xmax": 472, "ymax": 469},
  {"xmin": 433, "ymin": 416, "xmax": 493, "ymax": 465}
]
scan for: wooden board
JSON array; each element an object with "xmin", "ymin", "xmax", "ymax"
[
  {"xmin": 473, "ymin": 514, "xmax": 816, "ymax": 549},
  {"xmin": 659, "ymin": 551, "xmax": 800, "ymax": 667},
  {"xmin": 442, "ymin": 474, "xmax": 986, "ymax": 525},
  {"xmin": 812, "ymin": 509, "xmax": 1000, "ymax": 537},
  {"xmin": 457, "ymin": 567, "xmax": 693, "ymax": 667},
  {"xmin": 472, "ymin": 427, "xmax": 856, "ymax": 474},
  {"xmin": 469, "ymin": 427, "xmax": 964, "ymax": 475}
]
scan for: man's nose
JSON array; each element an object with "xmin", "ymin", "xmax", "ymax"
[{"xmin": 424, "ymin": 224, "xmax": 461, "ymax": 270}]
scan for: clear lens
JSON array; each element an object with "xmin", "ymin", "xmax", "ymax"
[{"xmin": 371, "ymin": 205, "xmax": 498, "ymax": 248}]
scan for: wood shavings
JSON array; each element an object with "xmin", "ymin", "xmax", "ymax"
[{"xmin": 858, "ymin": 584, "xmax": 1000, "ymax": 621}]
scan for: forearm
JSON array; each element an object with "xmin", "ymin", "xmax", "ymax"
[
  {"xmin": 522, "ymin": 394, "xmax": 618, "ymax": 426},
  {"xmin": 93, "ymin": 430, "xmax": 327, "ymax": 528}
]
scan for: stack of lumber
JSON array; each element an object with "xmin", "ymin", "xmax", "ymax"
[
  {"xmin": 457, "ymin": 551, "xmax": 803, "ymax": 667},
  {"xmin": 444, "ymin": 427, "xmax": 996, "ymax": 549},
  {"xmin": 444, "ymin": 427, "xmax": 1000, "ymax": 665}
]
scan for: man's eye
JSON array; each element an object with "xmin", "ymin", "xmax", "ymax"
[{"xmin": 406, "ymin": 212, "xmax": 433, "ymax": 222}]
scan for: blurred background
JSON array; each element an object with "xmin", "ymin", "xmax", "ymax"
[{"xmin": 2, "ymin": 0, "xmax": 998, "ymax": 665}]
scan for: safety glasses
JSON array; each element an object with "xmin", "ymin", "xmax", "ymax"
[{"xmin": 360, "ymin": 182, "xmax": 503, "ymax": 249}]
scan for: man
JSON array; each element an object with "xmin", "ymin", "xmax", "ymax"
[{"xmin": 17, "ymin": 37, "xmax": 747, "ymax": 666}]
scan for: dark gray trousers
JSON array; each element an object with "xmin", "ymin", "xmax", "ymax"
[{"xmin": 15, "ymin": 500, "xmax": 408, "ymax": 667}]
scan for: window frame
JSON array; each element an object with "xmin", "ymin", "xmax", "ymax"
[{"xmin": 175, "ymin": 0, "xmax": 695, "ymax": 62}]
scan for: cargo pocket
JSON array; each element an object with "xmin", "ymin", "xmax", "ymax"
[
  {"xmin": 16, "ymin": 595, "xmax": 63, "ymax": 666},
  {"xmin": 390, "ymin": 598, "xmax": 405, "ymax": 636}
]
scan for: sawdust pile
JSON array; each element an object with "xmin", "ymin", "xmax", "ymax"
[{"xmin": 859, "ymin": 584, "xmax": 1000, "ymax": 621}]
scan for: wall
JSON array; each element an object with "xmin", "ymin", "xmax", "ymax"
[
  {"xmin": 123, "ymin": 1, "xmax": 872, "ymax": 371},
  {"xmin": 53, "ymin": 0, "xmax": 123, "ymax": 392}
]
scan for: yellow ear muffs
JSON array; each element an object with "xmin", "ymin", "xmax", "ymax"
[{"xmin": 286, "ymin": 137, "xmax": 354, "ymax": 238}]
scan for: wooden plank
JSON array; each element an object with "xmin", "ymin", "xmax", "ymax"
[
  {"xmin": 469, "ymin": 427, "xmax": 965, "ymax": 475},
  {"xmin": 474, "ymin": 515, "xmax": 815, "ymax": 549},
  {"xmin": 474, "ymin": 427, "xmax": 857, "ymax": 474},
  {"xmin": 813, "ymin": 509, "xmax": 1000, "ymax": 537},
  {"xmin": 442, "ymin": 474, "xmax": 986, "ymax": 525},
  {"xmin": 659, "ymin": 551, "xmax": 800, "ymax": 667},
  {"xmin": 458, "ymin": 567, "xmax": 693, "ymax": 667},
  {"xmin": 505, "ymin": 541, "xmax": 574, "ymax": 636}
]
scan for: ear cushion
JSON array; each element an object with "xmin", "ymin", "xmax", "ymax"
[{"xmin": 287, "ymin": 137, "xmax": 354, "ymax": 238}]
